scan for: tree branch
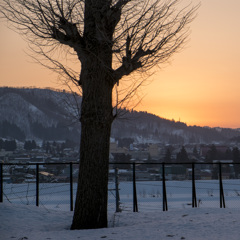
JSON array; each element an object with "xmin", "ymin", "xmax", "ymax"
[
  {"xmin": 0, "ymin": 0, "xmax": 85, "ymax": 55},
  {"xmin": 112, "ymin": 0, "xmax": 200, "ymax": 85}
]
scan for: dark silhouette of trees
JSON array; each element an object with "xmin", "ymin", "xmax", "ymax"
[
  {"xmin": 0, "ymin": 121, "xmax": 25, "ymax": 141},
  {"xmin": 193, "ymin": 146, "xmax": 199, "ymax": 159},
  {"xmin": 1, "ymin": 0, "xmax": 199, "ymax": 229},
  {"xmin": 225, "ymin": 148, "xmax": 232, "ymax": 160},
  {"xmin": 164, "ymin": 148, "xmax": 172, "ymax": 163},
  {"xmin": 30, "ymin": 122, "xmax": 79, "ymax": 142},
  {"xmin": 0, "ymin": 139, "xmax": 4, "ymax": 150},
  {"xmin": 0, "ymin": 139, "xmax": 17, "ymax": 151},
  {"xmin": 206, "ymin": 144, "xmax": 217, "ymax": 162},
  {"xmin": 177, "ymin": 146, "xmax": 189, "ymax": 162},
  {"xmin": 24, "ymin": 140, "xmax": 37, "ymax": 150},
  {"xmin": 205, "ymin": 145, "xmax": 234, "ymax": 162}
]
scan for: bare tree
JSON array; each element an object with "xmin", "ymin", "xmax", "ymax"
[{"xmin": 0, "ymin": 0, "xmax": 199, "ymax": 229}]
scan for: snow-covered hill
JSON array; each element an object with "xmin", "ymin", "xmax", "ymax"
[
  {"xmin": 0, "ymin": 87, "xmax": 240, "ymax": 144},
  {"xmin": 0, "ymin": 92, "xmax": 56, "ymax": 135},
  {"xmin": 0, "ymin": 87, "xmax": 81, "ymax": 141}
]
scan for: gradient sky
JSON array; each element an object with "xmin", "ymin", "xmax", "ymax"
[{"xmin": 1, "ymin": 0, "xmax": 240, "ymax": 128}]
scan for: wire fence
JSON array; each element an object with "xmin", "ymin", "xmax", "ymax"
[{"xmin": 1, "ymin": 162, "xmax": 240, "ymax": 212}]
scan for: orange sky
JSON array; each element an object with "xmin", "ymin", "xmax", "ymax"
[{"xmin": 1, "ymin": 0, "xmax": 240, "ymax": 129}]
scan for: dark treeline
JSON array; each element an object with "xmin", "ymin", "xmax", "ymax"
[
  {"xmin": 30, "ymin": 122, "xmax": 80, "ymax": 143},
  {"xmin": 0, "ymin": 121, "xmax": 25, "ymax": 141},
  {"xmin": 24, "ymin": 140, "xmax": 37, "ymax": 151},
  {"xmin": 0, "ymin": 139, "xmax": 17, "ymax": 151}
]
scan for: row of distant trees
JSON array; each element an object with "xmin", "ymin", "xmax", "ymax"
[
  {"xmin": 24, "ymin": 140, "xmax": 37, "ymax": 151},
  {"xmin": 205, "ymin": 145, "xmax": 240, "ymax": 162},
  {"xmin": 0, "ymin": 121, "xmax": 25, "ymax": 141},
  {"xmin": 42, "ymin": 139, "xmax": 77, "ymax": 155},
  {"xmin": 0, "ymin": 120, "xmax": 80, "ymax": 143},
  {"xmin": 0, "ymin": 138, "xmax": 77, "ymax": 153},
  {"xmin": 115, "ymin": 138, "xmax": 240, "ymax": 163},
  {"xmin": 162, "ymin": 146, "xmax": 193, "ymax": 163},
  {"xmin": 0, "ymin": 138, "xmax": 37, "ymax": 151},
  {"xmin": 30, "ymin": 122, "xmax": 80, "ymax": 143},
  {"xmin": 0, "ymin": 139, "xmax": 17, "ymax": 151},
  {"xmin": 163, "ymin": 145, "xmax": 240, "ymax": 163},
  {"xmin": 0, "ymin": 139, "xmax": 38, "ymax": 151}
]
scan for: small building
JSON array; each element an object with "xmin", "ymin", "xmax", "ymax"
[{"xmin": 148, "ymin": 144, "xmax": 159, "ymax": 158}]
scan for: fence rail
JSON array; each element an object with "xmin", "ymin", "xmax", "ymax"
[{"xmin": 1, "ymin": 162, "xmax": 240, "ymax": 212}]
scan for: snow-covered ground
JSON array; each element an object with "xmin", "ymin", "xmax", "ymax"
[
  {"xmin": 2, "ymin": 180, "xmax": 240, "ymax": 239},
  {"xmin": 3, "ymin": 180, "xmax": 240, "ymax": 212},
  {"xmin": 1, "ymin": 202, "xmax": 240, "ymax": 240}
]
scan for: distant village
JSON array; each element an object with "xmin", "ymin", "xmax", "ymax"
[{"xmin": 1, "ymin": 137, "xmax": 240, "ymax": 184}]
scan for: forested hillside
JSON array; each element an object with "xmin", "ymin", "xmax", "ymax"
[{"xmin": 0, "ymin": 87, "xmax": 240, "ymax": 144}]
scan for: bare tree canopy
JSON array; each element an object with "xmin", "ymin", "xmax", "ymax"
[
  {"xmin": 1, "ymin": 0, "xmax": 198, "ymax": 93},
  {"xmin": 0, "ymin": 0, "xmax": 199, "ymax": 230}
]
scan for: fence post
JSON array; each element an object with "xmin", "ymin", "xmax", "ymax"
[
  {"xmin": 70, "ymin": 162, "xmax": 73, "ymax": 211},
  {"xmin": 0, "ymin": 163, "xmax": 3, "ymax": 203},
  {"xmin": 219, "ymin": 162, "xmax": 225, "ymax": 208},
  {"xmin": 115, "ymin": 168, "xmax": 121, "ymax": 212},
  {"xmin": 162, "ymin": 162, "xmax": 168, "ymax": 211},
  {"xmin": 192, "ymin": 163, "xmax": 197, "ymax": 207},
  {"xmin": 133, "ymin": 163, "xmax": 138, "ymax": 212},
  {"xmin": 36, "ymin": 164, "xmax": 39, "ymax": 207}
]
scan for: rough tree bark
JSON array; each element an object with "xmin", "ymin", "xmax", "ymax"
[{"xmin": 71, "ymin": 71, "xmax": 113, "ymax": 229}]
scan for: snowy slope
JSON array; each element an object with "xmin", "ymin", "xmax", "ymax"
[
  {"xmin": 1, "ymin": 202, "xmax": 240, "ymax": 240},
  {"xmin": 0, "ymin": 93, "xmax": 55, "ymax": 136},
  {"xmin": 0, "ymin": 87, "xmax": 81, "ymax": 140},
  {"xmin": 1, "ymin": 87, "xmax": 240, "ymax": 143}
]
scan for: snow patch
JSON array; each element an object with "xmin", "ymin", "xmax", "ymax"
[{"xmin": 1, "ymin": 202, "xmax": 240, "ymax": 240}]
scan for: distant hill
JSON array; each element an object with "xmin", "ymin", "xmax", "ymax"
[
  {"xmin": 112, "ymin": 109, "xmax": 240, "ymax": 144},
  {"xmin": 0, "ymin": 87, "xmax": 240, "ymax": 144},
  {"xmin": 0, "ymin": 87, "xmax": 81, "ymax": 142}
]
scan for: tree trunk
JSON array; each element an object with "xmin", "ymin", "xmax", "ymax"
[
  {"xmin": 71, "ymin": 120, "xmax": 112, "ymax": 229},
  {"xmin": 71, "ymin": 55, "xmax": 114, "ymax": 229},
  {"xmin": 71, "ymin": 1, "xmax": 115, "ymax": 229}
]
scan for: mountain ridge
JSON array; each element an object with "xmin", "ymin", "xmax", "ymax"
[{"xmin": 0, "ymin": 87, "xmax": 239, "ymax": 144}]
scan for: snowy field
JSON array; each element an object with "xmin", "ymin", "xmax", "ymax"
[
  {"xmin": 1, "ymin": 202, "xmax": 240, "ymax": 240},
  {"xmin": 2, "ymin": 180, "xmax": 240, "ymax": 239},
  {"xmin": 3, "ymin": 180, "xmax": 240, "ymax": 212}
]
